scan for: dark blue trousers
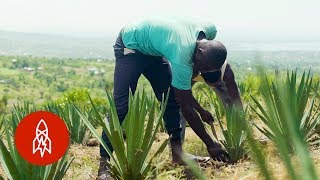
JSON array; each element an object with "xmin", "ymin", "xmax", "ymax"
[{"xmin": 100, "ymin": 33, "xmax": 182, "ymax": 158}]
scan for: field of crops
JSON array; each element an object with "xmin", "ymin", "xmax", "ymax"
[{"xmin": 0, "ymin": 55, "xmax": 320, "ymax": 179}]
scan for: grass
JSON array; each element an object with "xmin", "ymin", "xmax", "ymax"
[{"xmin": 0, "ymin": 68, "xmax": 19, "ymax": 76}]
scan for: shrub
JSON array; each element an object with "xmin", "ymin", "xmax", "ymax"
[{"xmin": 54, "ymin": 88, "xmax": 109, "ymax": 127}]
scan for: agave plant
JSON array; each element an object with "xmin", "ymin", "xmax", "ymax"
[
  {"xmin": 0, "ymin": 104, "xmax": 73, "ymax": 180},
  {"xmin": 247, "ymin": 70, "xmax": 318, "ymax": 180},
  {"xmin": 204, "ymin": 86, "xmax": 249, "ymax": 163},
  {"xmin": 251, "ymin": 70, "xmax": 320, "ymax": 150},
  {"xmin": 238, "ymin": 74, "xmax": 262, "ymax": 103},
  {"xmin": 205, "ymin": 90, "xmax": 225, "ymax": 121},
  {"xmin": 144, "ymin": 94, "xmax": 166, "ymax": 133},
  {"xmin": 77, "ymin": 90, "xmax": 169, "ymax": 179},
  {"xmin": 217, "ymin": 106, "xmax": 249, "ymax": 163},
  {"xmin": 0, "ymin": 115, "xmax": 5, "ymax": 135},
  {"xmin": 192, "ymin": 83, "xmax": 211, "ymax": 109},
  {"xmin": 44, "ymin": 103, "xmax": 90, "ymax": 145}
]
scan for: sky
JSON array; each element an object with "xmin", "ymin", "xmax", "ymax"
[{"xmin": 0, "ymin": 0, "xmax": 320, "ymax": 41}]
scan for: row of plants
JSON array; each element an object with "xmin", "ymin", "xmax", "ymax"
[
  {"xmin": 198, "ymin": 69, "xmax": 320, "ymax": 179},
  {"xmin": 238, "ymin": 74, "xmax": 262, "ymax": 103},
  {"xmin": 248, "ymin": 70, "xmax": 320, "ymax": 180},
  {"xmin": 1, "ymin": 102, "xmax": 98, "ymax": 145},
  {"xmin": 251, "ymin": 70, "xmax": 320, "ymax": 148}
]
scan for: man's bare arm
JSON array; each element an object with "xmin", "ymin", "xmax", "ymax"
[
  {"xmin": 173, "ymin": 87, "xmax": 215, "ymax": 146},
  {"xmin": 222, "ymin": 64, "xmax": 243, "ymax": 108},
  {"xmin": 174, "ymin": 87, "xmax": 228, "ymax": 160},
  {"xmin": 212, "ymin": 64, "xmax": 243, "ymax": 109}
]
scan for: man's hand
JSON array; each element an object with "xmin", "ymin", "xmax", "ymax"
[
  {"xmin": 207, "ymin": 143, "xmax": 229, "ymax": 162},
  {"xmin": 173, "ymin": 87, "xmax": 229, "ymax": 162},
  {"xmin": 199, "ymin": 109, "xmax": 214, "ymax": 124}
]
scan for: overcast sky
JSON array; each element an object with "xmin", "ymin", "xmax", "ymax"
[{"xmin": 1, "ymin": 0, "xmax": 319, "ymax": 41}]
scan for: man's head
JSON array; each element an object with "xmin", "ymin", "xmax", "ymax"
[{"xmin": 193, "ymin": 40, "xmax": 227, "ymax": 73}]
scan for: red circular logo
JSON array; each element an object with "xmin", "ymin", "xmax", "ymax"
[{"xmin": 14, "ymin": 111, "xmax": 70, "ymax": 166}]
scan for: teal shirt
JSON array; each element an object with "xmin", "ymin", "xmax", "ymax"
[{"xmin": 121, "ymin": 17, "xmax": 217, "ymax": 90}]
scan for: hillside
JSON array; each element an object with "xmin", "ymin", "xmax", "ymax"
[{"xmin": 0, "ymin": 31, "xmax": 115, "ymax": 59}]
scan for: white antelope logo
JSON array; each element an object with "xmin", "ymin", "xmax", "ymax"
[{"xmin": 32, "ymin": 119, "xmax": 52, "ymax": 158}]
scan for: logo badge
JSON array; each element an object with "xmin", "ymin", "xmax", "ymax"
[
  {"xmin": 33, "ymin": 119, "xmax": 52, "ymax": 158},
  {"xmin": 14, "ymin": 111, "xmax": 70, "ymax": 166}
]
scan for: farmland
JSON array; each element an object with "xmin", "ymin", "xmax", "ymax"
[{"xmin": 0, "ymin": 51, "xmax": 320, "ymax": 179}]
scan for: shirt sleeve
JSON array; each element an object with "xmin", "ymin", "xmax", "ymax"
[
  {"xmin": 171, "ymin": 62, "xmax": 192, "ymax": 90},
  {"xmin": 201, "ymin": 22, "xmax": 217, "ymax": 40},
  {"xmin": 159, "ymin": 23, "xmax": 195, "ymax": 90}
]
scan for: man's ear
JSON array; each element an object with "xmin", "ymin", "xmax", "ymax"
[{"xmin": 196, "ymin": 48, "xmax": 203, "ymax": 56}]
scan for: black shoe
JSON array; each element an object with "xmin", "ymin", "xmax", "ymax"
[
  {"xmin": 97, "ymin": 157, "xmax": 113, "ymax": 180},
  {"xmin": 170, "ymin": 139, "xmax": 183, "ymax": 165}
]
